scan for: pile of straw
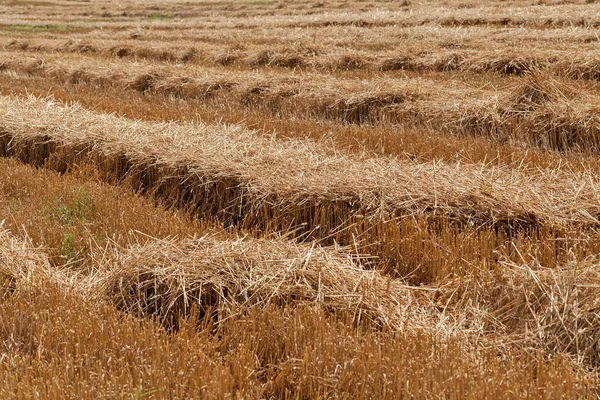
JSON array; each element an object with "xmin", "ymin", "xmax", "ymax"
[{"xmin": 92, "ymin": 236, "xmax": 436, "ymax": 331}]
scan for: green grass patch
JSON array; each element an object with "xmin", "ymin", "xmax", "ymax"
[
  {"xmin": 59, "ymin": 232, "xmax": 82, "ymax": 264},
  {"xmin": 8, "ymin": 25, "xmax": 38, "ymax": 31},
  {"xmin": 44, "ymin": 187, "xmax": 94, "ymax": 266},
  {"xmin": 128, "ymin": 387, "xmax": 160, "ymax": 399},
  {"xmin": 2, "ymin": 24, "xmax": 73, "ymax": 32},
  {"xmin": 148, "ymin": 13, "xmax": 174, "ymax": 22},
  {"xmin": 45, "ymin": 187, "xmax": 94, "ymax": 226}
]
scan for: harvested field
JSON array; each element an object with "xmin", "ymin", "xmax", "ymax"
[{"xmin": 3, "ymin": 0, "xmax": 600, "ymax": 398}]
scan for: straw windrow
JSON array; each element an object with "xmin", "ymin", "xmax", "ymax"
[
  {"xmin": 439, "ymin": 257, "xmax": 600, "ymax": 367},
  {"xmin": 4, "ymin": 54, "xmax": 600, "ymax": 152},
  {"xmin": 3, "ymin": 96, "xmax": 600, "ymax": 278},
  {"xmin": 91, "ymin": 236, "xmax": 436, "ymax": 332},
  {"xmin": 2, "ymin": 95, "xmax": 600, "ymax": 228}
]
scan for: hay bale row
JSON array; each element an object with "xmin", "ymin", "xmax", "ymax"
[
  {"xmin": 5, "ymin": 218, "xmax": 600, "ymax": 370},
  {"xmin": 9, "ymin": 37, "xmax": 600, "ymax": 79},
  {"xmin": 439, "ymin": 257, "xmax": 600, "ymax": 367},
  {"xmin": 2, "ymin": 95, "xmax": 600, "ymax": 226},
  {"xmin": 90, "ymin": 235, "xmax": 435, "ymax": 331},
  {"xmin": 0, "ymin": 225, "xmax": 436, "ymax": 334},
  {"xmin": 0, "ymin": 38, "xmax": 552, "ymax": 75},
  {"xmin": 4, "ymin": 53, "xmax": 600, "ymax": 152},
  {"xmin": 2, "ymin": 96, "xmax": 600, "ymax": 280},
  {"xmin": 84, "ymin": 231, "xmax": 600, "ymax": 369}
]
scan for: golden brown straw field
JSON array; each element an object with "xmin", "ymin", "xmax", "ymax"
[{"xmin": 4, "ymin": 0, "xmax": 600, "ymax": 398}]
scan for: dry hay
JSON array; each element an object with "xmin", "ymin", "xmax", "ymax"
[
  {"xmin": 5, "ymin": 50, "xmax": 600, "ymax": 153},
  {"xmin": 91, "ymin": 235, "xmax": 436, "ymax": 331},
  {"xmin": 5, "ymin": 92, "xmax": 600, "ymax": 287},
  {"xmin": 494, "ymin": 73, "xmax": 600, "ymax": 151},
  {"xmin": 501, "ymin": 73, "xmax": 582, "ymax": 114},
  {"xmin": 4, "ymin": 0, "xmax": 600, "ymax": 395},
  {"xmin": 0, "ymin": 228, "xmax": 71, "ymax": 296},
  {"xmin": 0, "ymin": 37, "xmax": 580, "ymax": 76},
  {"xmin": 439, "ymin": 256, "xmax": 600, "ymax": 367},
  {"xmin": 3, "ymin": 95, "xmax": 600, "ymax": 232}
]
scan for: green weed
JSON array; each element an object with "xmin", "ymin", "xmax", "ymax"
[
  {"xmin": 128, "ymin": 387, "xmax": 159, "ymax": 399},
  {"xmin": 45, "ymin": 187, "xmax": 94, "ymax": 225},
  {"xmin": 59, "ymin": 232, "xmax": 82, "ymax": 263},
  {"xmin": 4, "ymin": 24, "xmax": 71, "ymax": 31},
  {"xmin": 148, "ymin": 14, "xmax": 173, "ymax": 22}
]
